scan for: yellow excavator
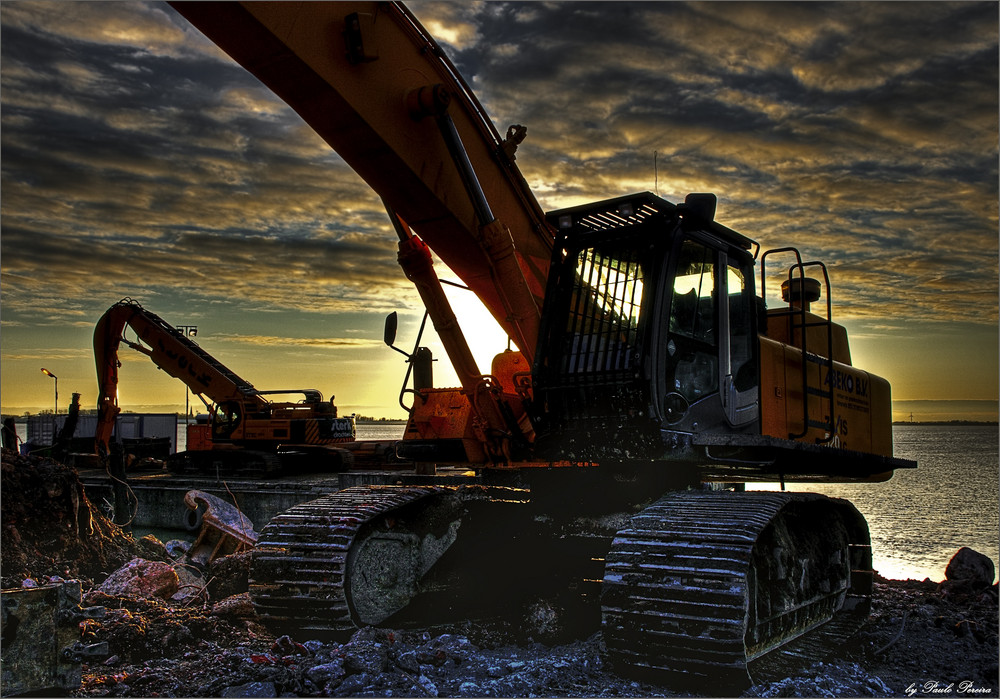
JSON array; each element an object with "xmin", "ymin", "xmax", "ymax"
[
  {"xmin": 168, "ymin": 2, "xmax": 915, "ymax": 687},
  {"xmin": 94, "ymin": 298, "xmax": 356, "ymax": 475}
]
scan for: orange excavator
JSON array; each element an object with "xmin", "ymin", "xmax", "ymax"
[
  {"xmin": 169, "ymin": 2, "xmax": 915, "ymax": 687},
  {"xmin": 94, "ymin": 298, "xmax": 356, "ymax": 475}
]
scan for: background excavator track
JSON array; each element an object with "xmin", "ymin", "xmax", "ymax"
[{"xmin": 601, "ymin": 490, "xmax": 873, "ymax": 689}]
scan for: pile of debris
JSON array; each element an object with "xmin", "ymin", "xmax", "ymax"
[
  {"xmin": 2, "ymin": 448, "xmax": 997, "ymax": 698},
  {"xmin": 0, "ymin": 449, "xmax": 146, "ymax": 589},
  {"xmin": 855, "ymin": 551, "xmax": 999, "ymax": 694},
  {"xmin": 73, "ymin": 572, "xmax": 998, "ymax": 698}
]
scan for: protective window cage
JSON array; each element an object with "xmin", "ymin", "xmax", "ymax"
[{"xmin": 536, "ymin": 195, "xmax": 679, "ymax": 423}]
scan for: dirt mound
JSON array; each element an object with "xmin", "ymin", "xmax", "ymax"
[
  {"xmin": 854, "ymin": 575, "xmax": 999, "ymax": 694},
  {"xmin": 1, "ymin": 448, "xmax": 144, "ymax": 588},
  {"xmin": 68, "ymin": 576, "xmax": 998, "ymax": 697}
]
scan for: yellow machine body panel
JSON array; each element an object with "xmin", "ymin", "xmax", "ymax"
[
  {"xmin": 765, "ymin": 309, "xmax": 853, "ymax": 366},
  {"xmin": 759, "ymin": 336, "xmax": 894, "ymax": 481}
]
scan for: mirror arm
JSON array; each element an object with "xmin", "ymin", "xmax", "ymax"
[{"xmin": 396, "ymin": 311, "xmax": 431, "ymax": 413}]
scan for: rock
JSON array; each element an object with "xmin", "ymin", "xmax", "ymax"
[
  {"xmin": 138, "ymin": 534, "xmax": 170, "ymax": 561},
  {"xmin": 83, "ymin": 589, "xmax": 116, "ymax": 606},
  {"xmin": 457, "ymin": 680, "xmax": 481, "ymax": 696},
  {"xmin": 341, "ymin": 639, "xmax": 387, "ymax": 674},
  {"xmin": 212, "ymin": 592, "xmax": 256, "ymax": 619},
  {"xmin": 415, "ymin": 634, "xmax": 477, "ymax": 666},
  {"xmin": 306, "ymin": 659, "xmax": 346, "ymax": 685},
  {"xmin": 99, "ymin": 557, "xmax": 179, "ymax": 599},
  {"xmin": 347, "ymin": 626, "xmax": 384, "ymax": 644},
  {"xmin": 746, "ymin": 661, "xmax": 892, "ymax": 697},
  {"xmin": 332, "ymin": 672, "xmax": 373, "ymax": 696},
  {"xmin": 946, "ymin": 547, "xmax": 995, "ymax": 588},
  {"xmin": 302, "ymin": 639, "xmax": 325, "ymax": 654},
  {"xmin": 395, "ymin": 649, "xmax": 421, "ymax": 674},
  {"xmin": 207, "ymin": 550, "xmax": 252, "ymax": 599},
  {"xmin": 415, "ymin": 674, "xmax": 438, "ymax": 697},
  {"xmin": 221, "ymin": 681, "xmax": 277, "ymax": 698},
  {"xmin": 171, "ymin": 562, "xmax": 207, "ymax": 604}
]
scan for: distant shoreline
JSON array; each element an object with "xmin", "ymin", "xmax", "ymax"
[
  {"xmin": 892, "ymin": 420, "xmax": 998, "ymax": 426},
  {"xmin": 5, "ymin": 415, "xmax": 995, "ymax": 427}
]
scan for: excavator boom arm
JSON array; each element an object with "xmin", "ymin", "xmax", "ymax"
[
  {"xmin": 93, "ymin": 299, "xmax": 262, "ymax": 454},
  {"xmin": 169, "ymin": 1, "xmax": 555, "ymax": 359}
]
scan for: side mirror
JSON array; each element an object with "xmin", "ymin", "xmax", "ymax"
[{"xmin": 384, "ymin": 312, "xmax": 398, "ymax": 347}]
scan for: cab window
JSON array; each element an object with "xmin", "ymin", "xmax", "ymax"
[{"xmin": 667, "ymin": 239, "xmax": 718, "ymax": 401}]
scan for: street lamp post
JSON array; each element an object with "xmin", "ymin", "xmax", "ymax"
[
  {"xmin": 41, "ymin": 367, "xmax": 58, "ymax": 445},
  {"xmin": 40, "ymin": 368, "xmax": 58, "ymax": 415}
]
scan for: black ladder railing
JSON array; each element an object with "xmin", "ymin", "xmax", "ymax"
[{"xmin": 760, "ymin": 250, "xmax": 835, "ymax": 442}]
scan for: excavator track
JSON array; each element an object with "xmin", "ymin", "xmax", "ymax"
[
  {"xmin": 601, "ymin": 490, "xmax": 872, "ymax": 689},
  {"xmin": 248, "ymin": 486, "xmax": 461, "ymax": 637}
]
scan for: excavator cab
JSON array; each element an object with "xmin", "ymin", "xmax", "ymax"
[
  {"xmin": 531, "ymin": 192, "xmax": 759, "ymax": 464},
  {"xmin": 532, "ymin": 192, "xmax": 909, "ymax": 483},
  {"xmin": 211, "ymin": 400, "xmax": 243, "ymax": 440}
]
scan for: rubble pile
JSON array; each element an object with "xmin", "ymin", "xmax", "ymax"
[
  {"xmin": 1, "ymin": 448, "xmax": 996, "ymax": 697},
  {"xmin": 853, "ymin": 567, "xmax": 999, "ymax": 693},
  {"xmin": 69, "ymin": 565, "xmax": 997, "ymax": 698},
  {"xmin": 74, "ymin": 617, "xmax": 670, "ymax": 698},
  {"xmin": 0, "ymin": 449, "xmax": 147, "ymax": 588}
]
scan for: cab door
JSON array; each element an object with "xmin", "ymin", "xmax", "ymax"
[
  {"xmin": 721, "ymin": 252, "xmax": 759, "ymax": 426},
  {"xmin": 657, "ymin": 235, "xmax": 758, "ymax": 430}
]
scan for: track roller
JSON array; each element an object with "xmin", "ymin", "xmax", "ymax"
[
  {"xmin": 601, "ymin": 490, "xmax": 872, "ymax": 689},
  {"xmin": 248, "ymin": 486, "xmax": 462, "ymax": 637}
]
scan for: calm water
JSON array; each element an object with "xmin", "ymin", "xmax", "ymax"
[
  {"xmin": 355, "ymin": 422, "xmax": 409, "ymax": 441},
  {"xmin": 751, "ymin": 425, "xmax": 999, "ymax": 582}
]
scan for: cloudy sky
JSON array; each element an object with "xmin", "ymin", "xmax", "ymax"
[{"xmin": 1, "ymin": 1, "xmax": 997, "ymax": 421}]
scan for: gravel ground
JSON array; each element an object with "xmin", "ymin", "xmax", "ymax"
[
  {"xmin": 3, "ymin": 449, "xmax": 997, "ymax": 698},
  {"xmin": 61, "ymin": 575, "xmax": 996, "ymax": 698}
]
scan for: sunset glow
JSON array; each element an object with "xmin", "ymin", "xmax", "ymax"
[{"xmin": 1, "ymin": 1, "xmax": 996, "ymax": 420}]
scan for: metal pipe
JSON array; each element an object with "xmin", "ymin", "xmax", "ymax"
[{"xmin": 436, "ymin": 113, "xmax": 494, "ymax": 226}]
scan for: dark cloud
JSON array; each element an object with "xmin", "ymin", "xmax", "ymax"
[
  {"xmin": 419, "ymin": 1, "xmax": 997, "ymax": 329},
  {"xmin": 2, "ymin": 1, "xmax": 417, "ymax": 329},
  {"xmin": 1, "ymin": 1, "xmax": 997, "ymax": 410}
]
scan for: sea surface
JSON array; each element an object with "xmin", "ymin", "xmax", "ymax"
[
  {"xmin": 749, "ymin": 425, "xmax": 999, "ymax": 583},
  {"xmin": 355, "ymin": 421, "xmax": 409, "ymax": 442}
]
